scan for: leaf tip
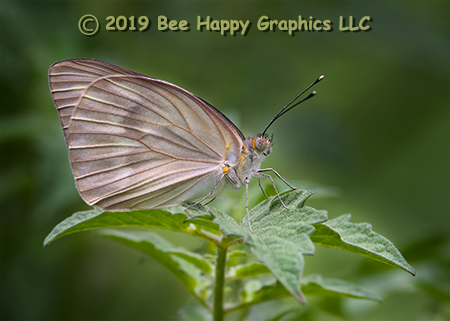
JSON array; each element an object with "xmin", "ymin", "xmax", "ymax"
[
  {"xmin": 408, "ymin": 266, "xmax": 417, "ymax": 277},
  {"xmin": 295, "ymin": 292, "xmax": 307, "ymax": 305},
  {"xmin": 43, "ymin": 233, "xmax": 56, "ymax": 248}
]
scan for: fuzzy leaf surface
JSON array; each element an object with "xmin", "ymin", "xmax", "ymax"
[
  {"xmin": 44, "ymin": 208, "xmax": 219, "ymax": 247},
  {"xmin": 210, "ymin": 190, "xmax": 327, "ymax": 304},
  {"xmin": 311, "ymin": 214, "xmax": 416, "ymax": 275}
]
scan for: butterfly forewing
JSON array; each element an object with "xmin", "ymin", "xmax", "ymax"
[{"xmin": 49, "ymin": 59, "xmax": 244, "ymax": 210}]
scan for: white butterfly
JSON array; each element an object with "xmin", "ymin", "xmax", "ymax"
[{"xmin": 49, "ymin": 59, "xmax": 322, "ymax": 232}]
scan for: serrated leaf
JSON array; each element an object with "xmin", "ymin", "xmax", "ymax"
[
  {"xmin": 301, "ymin": 274, "xmax": 381, "ymax": 302},
  {"xmin": 44, "ymin": 207, "xmax": 104, "ymax": 246},
  {"xmin": 44, "ymin": 208, "xmax": 220, "ymax": 247},
  {"xmin": 246, "ymin": 190, "xmax": 327, "ymax": 304},
  {"xmin": 249, "ymin": 189, "xmax": 328, "ymax": 256},
  {"xmin": 210, "ymin": 189, "xmax": 327, "ymax": 305},
  {"xmin": 101, "ymin": 230, "xmax": 212, "ymax": 305},
  {"xmin": 311, "ymin": 214, "xmax": 416, "ymax": 276}
]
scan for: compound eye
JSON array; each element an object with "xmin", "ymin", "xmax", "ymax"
[{"xmin": 254, "ymin": 137, "xmax": 268, "ymax": 152}]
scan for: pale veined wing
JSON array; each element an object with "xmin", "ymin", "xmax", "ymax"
[{"xmin": 49, "ymin": 59, "xmax": 245, "ymax": 210}]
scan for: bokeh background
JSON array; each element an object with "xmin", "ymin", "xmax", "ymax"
[{"xmin": 1, "ymin": 1, "xmax": 448, "ymax": 320}]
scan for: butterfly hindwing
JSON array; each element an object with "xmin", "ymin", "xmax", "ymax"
[{"xmin": 49, "ymin": 59, "xmax": 244, "ymax": 210}]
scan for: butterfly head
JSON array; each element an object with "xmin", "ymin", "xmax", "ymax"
[{"xmin": 252, "ymin": 134, "xmax": 273, "ymax": 156}]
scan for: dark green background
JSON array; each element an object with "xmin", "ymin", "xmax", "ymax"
[{"xmin": 1, "ymin": 1, "xmax": 448, "ymax": 320}]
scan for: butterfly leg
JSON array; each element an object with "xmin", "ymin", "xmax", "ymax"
[
  {"xmin": 203, "ymin": 197, "xmax": 216, "ymax": 206},
  {"xmin": 255, "ymin": 172, "xmax": 289, "ymax": 210},
  {"xmin": 258, "ymin": 177, "xmax": 269, "ymax": 199},
  {"xmin": 245, "ymin": 178, "xmax": 254, "ymax": 233},
  {"xmin": 258, "ymin": 168, "xmax": 296, "ymax": 190},
  {"xmin": 185, "ymin": 176, "xmax": 223, "ymax": 210}
]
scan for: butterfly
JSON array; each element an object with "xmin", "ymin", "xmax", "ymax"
[{"xmin": 49, "ymin": 59, "xmax": 323, "ymax": 232}]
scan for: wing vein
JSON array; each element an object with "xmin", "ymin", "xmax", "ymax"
[
  {"xmin": 130, "ymin": 175, "xmax": 209, "ymax": 208},
  {"xmin": 71, "ymin": 150, "xmax": 152, "ymax": 163},
  {"xmin": 88, "ymin": 163, "xmax": 217, "ymax": 204},
  {"xmin": 76, "ymin": 158, "xmax": 176, "ymax": 179},
  {"xmin": 71, "ymin": 117, "xmax": 147, "ymax": 133},
  {"xmin": 70, "ymin": 144, "xmax": 140, "ymax": 149},
  {"xmin": 152, "ymin": 82, "xmax": 226, "ymax": 158},
  {"xmin": 100, "ymin": 77, "xmax": 224, "ymax": 158}
]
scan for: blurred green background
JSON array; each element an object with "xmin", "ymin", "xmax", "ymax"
[{"xmin": 1, "ymin": 1, "xmax": 448, "ymax": 320}]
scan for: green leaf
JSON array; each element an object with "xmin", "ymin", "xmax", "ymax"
[
  {"xmin": 227, "ymin": 262, "xmax": 271, "ymax": 280},
  {"xmin": 43, "ymin": 208, "xmax": 221, "ymax": 247},
  {"xmin": 244, "ymin": 280, "xmax": 290, "ymax": 301},
  {"xmin": 169, "ymin": 250, "xmax": 213, "ymax": 274},
  {"xmin": 44, "ymin": 207, "xmax": 104, "ymax": 246},
  {"xmin": 246, "ymin": 190, "xmax": 327, "ymax": 304},
  {"xmin": 184, "ymin": 217, "xmax": 221, "ymax": 235},
  {"xmin": 210, "ymin": 189, "xmax": 327, "ymax": 305},
  {"xmin": 228, "ymin": 273, "xmax": 381, "ymax": 313},
  {"xmin": 311, "ymin": 214, "xmax": 416, "ymax": 276},
  {"xmin": 226, "ymin": 248, "xmax": 248, "ymax": 267},
  {"xmin": 248, "ymin": 189, "xmax": 328, "ymax": 256},
  {"xmin": 301, "ymin": 274, "xmax": 381, "ymax": 302},
  {"xmin": 226, "ymin": 280, "xmax": 291, "ymax": 313},
  {"xmin": 101, "ymin": 230, "xmax": 212, "ymax": 306}
]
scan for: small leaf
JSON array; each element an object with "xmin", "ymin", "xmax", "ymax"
[
  {"xmin": 227, "ymin": 249, "xmax": 246, "ymax": 258},
  {"xmin": 227, "ymin": 280, "xmax": 291, "ymax": 313},
  {"xmin": 301, "ymin": 274, "xmax": 382, "ymax": 302},
  {"xmin": 44, "ymin": 208, "xmax": 220, "ymax": 247},
  {"xmin": 241, "ymin": 279, "xmax": 265, "ymax": 301},
  {"xmin": 226, "ymin": 248, "xmax": 247, "ymax": 267},
  {"xmin": 227, "ymin": 263, "xmax": 270, "ymax": 279},
  {"xmin": 102, "ymin": 230, "xmax": 212, "ymax": 305},
  {"xmin": 311, "ymin": 214, "xmax": 416, "ymax": 276}
]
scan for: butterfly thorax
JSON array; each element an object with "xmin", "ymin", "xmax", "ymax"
[{"xmin": 225, "ymin": 134, "xmax": 272, "ymax": 189}]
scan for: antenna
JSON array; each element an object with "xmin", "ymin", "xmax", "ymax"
[{"xmin": 262, "ymin": 75, "xmax": 324, "ymax": 135}]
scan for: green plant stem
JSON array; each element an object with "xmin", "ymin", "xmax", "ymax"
[{"xmin": 214, "ymin": 241, "xmax": 228, "ymax": 321}]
